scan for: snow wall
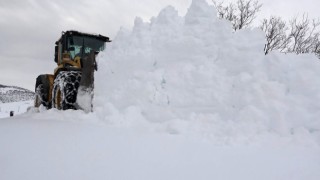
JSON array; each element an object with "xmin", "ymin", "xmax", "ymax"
[{"xmin": 94, "ymin": 0, "xmax": 320, "ymax": 145}]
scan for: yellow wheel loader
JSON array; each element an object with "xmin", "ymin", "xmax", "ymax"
[{"xmin": 34, "ymin": 30, "xmax": 110, "ymax": 112}]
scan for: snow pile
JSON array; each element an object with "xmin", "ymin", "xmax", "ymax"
[{"xmin": 95, "ymin": 0, "xmax": 320, "ymax": 145}]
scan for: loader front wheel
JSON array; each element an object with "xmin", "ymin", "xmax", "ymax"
[{"xmin": 52, "ymin": 71, "xmax": 82, "ymax": 110}]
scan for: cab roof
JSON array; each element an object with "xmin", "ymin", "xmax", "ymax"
[{"xmin": 55, "ymin": 30, "xmax": 111, "ymax": 45}]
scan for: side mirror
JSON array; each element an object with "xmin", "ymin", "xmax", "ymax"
[{"xmin": 54, "ymin": 46, "xmax": 58, "ymax": 63}]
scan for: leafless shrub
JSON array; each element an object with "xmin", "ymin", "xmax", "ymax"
[
  {"xmin": 287, "ymin": 15, "xmax": 320, "ymax": 55},
  {"xmin": 260, "ymin": 17, "xmax": 290, "ymax": 54},
  {"xmin": 213, "ymin": 0, "xmax": 262, "ymax": 31},
  {"xmin": 213, "ymin": 0, "xmax": 320, "ymax": 58},
  {"xmin": 261, "ymin": 15, "xmax": 320, "ymax": 57}
]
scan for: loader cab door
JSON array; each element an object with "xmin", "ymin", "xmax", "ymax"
[{"xmin": 54, "ymin": 39, "xmax": 63, "ymax": 64}]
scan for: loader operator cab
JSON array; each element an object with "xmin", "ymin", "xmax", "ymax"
[{"xmin": 54, "ymin": 30, "xmax": 110, "ymax": 66}]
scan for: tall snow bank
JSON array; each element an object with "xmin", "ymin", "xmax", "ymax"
[{"xmin": 95, "ymin": 0, "xmax": 320, "ymax": 145}]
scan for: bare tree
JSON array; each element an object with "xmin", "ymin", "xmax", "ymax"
[
  {"xmin": 213, "ymin": 1, "xmax": 237, "ymax": 24},
  {"xmin": 213, "ymin": 0, "xmax": 320, "ymax": 58},
  {"xmin": 315, "ymin": 39, "xmax": 320, "ymax": 58},
  {"xmin": 287, "ymin": 15, "xmax": 320, "ymax": 55},
  {"xmin": 260, "ymin": 15, "xmax": 320, "ymax": 58},
  {"xmin": 260, "ymin": 17, "xmax": 290, "ymax": 55},
  {"xmin": 213, "ymin": 0, "xmax": 262, "ymax": 31}
]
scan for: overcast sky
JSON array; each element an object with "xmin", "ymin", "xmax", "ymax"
[{"xmin": 0, "ymin": 0, "xmax": 319, "ymax": 90}]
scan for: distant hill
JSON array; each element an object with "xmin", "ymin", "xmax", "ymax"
[{"xmin": 0, "ymin": 84, "xmax": 34, "ymax": 103}]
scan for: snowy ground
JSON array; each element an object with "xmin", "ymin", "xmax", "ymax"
[
  {"xmin": 0, "ymin": 100, "xmax": 33, "ymax": 118},
  {"xmin": 1, "ymin": 110, "xmax": 320, "ymax": 180},
  {"xmin": 1, "ymin": 0, "xmax": 320, "ymax": 179}
]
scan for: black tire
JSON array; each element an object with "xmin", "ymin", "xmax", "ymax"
[
  {"xmin": 52, "ymin": 71, "xmax": 82, "ymax": 110},
  {"xmin": 34, "ymin": 75, "xmax": 50, "ymax": 108}
]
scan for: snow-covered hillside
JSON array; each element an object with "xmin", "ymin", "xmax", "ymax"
[
  {"xmin": 0, "ymin": 84, "xmax": 34, "ymax": 103},
  {"xmin": 1, "ymin": 0, "xmax": 320, "ymax": 179}
]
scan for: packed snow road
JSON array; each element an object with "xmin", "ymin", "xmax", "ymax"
[{"xmin": 0, "ymin": 111, "xmax": 319, "ymax": 180}]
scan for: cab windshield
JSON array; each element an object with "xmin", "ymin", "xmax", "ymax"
[{"xmin": 67, "ymin": 35, "xmax": 105, "ymax": 59}]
